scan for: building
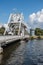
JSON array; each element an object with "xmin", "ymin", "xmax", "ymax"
[
  {"xmin": 30, "ymin": 29, "xmax": 35, "ymax": 36},
  {"xmin": 4, "ymin": 13, "xmax": 29, "ymax": 36}
]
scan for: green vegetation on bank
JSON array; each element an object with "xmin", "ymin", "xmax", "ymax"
[
  {"xmin": 35, "ymin": 28, "xmax": 43, "ymax": 36},
  {"xmin": 37, "ymin": 36, "xmax": 41, "ymax": 39},
  {"xmin": 30, "ymin": 36, "xmax": 43, "ymax": 40},
  {"xmin": 30, "ymin": 36, "xmax": 34, "ymax": 40},
  {"xmin": 0, "ymin": 27, "xmax": 5, "ymax": 35}
]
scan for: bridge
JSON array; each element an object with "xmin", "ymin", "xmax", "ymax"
[
  {"xmin": 0, "ymin": 35, "xmax": 29, "ymax": 53},
  {"xmin": 0, "ymin": 13, "xmax": 29, "ymax": 53}
]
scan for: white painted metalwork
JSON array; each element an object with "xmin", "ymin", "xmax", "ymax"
[{"xmin": 4, "ymin": 13, "xmax": 28, "ymax": 36}]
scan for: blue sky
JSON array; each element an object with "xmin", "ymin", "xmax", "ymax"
[{"xmin": 0, "ymin": 0, "xmax": 43, "ymax": 25}]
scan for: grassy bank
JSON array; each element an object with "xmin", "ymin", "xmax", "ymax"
[{"xmin": 30, "ymin": 36, "xmax": 43, "ymax": 40}]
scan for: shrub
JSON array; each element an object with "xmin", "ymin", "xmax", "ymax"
[
  {"xmin": 30, "ymin": 36, "xmax": 34, "ymax": 40},
  {"xmin": 37, "ymin": 36, "xmax": 41, "ymax": 39}
]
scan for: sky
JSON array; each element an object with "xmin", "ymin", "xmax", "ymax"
[{"xmin": 0, "ymin": 0, "xmax": 43, "ymax": 28}]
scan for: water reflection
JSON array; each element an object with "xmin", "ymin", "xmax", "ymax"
[
  {"xmin": 0, "ymin": 42, "xmax": 20, "ymax": 65},
  {"xmin": 0, "ymin": 40, "xmax": 43, "ymax": 65},
  {"xmin": 5, "ymin": 41, "xmax": 27, "ymax": 65},
  {"xmin": 0, "ymin": 54, "xmax": 3, "ymax": 64}
]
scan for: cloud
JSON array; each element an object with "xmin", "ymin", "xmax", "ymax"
[
  {"xmin": 28, "ymin": 9, "xmax": 43, "ymax": 29},
  {"xmin": 4, "ymin": 24, "xmax": 9, "ymax": 30}
]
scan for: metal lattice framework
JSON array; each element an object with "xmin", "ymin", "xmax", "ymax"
[{"xmin": 4, "ymin": 13, "xmax": 28, "ymax": 36}]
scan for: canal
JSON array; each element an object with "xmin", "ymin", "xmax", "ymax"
[{"xmin": 0, "ymin": 40, "xmax": 43, "ymax": 65}]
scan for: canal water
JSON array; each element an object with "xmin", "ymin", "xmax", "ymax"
[{"xmin": 0, "ymin": 40, "xmax": 43, "ymax": 65}]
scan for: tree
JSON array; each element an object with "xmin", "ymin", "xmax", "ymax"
[
  {"xmin": 35, "ymin": 28, "xmax": 43, "ymax": 36},
  {"xmin": 0, "ymin": 26, "xmax": 5, "ymax": 35}
]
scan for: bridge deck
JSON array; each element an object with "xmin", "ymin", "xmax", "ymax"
[{"xmin": 0, "ymin": 35, "xmax": 29, "ymax": 47}]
